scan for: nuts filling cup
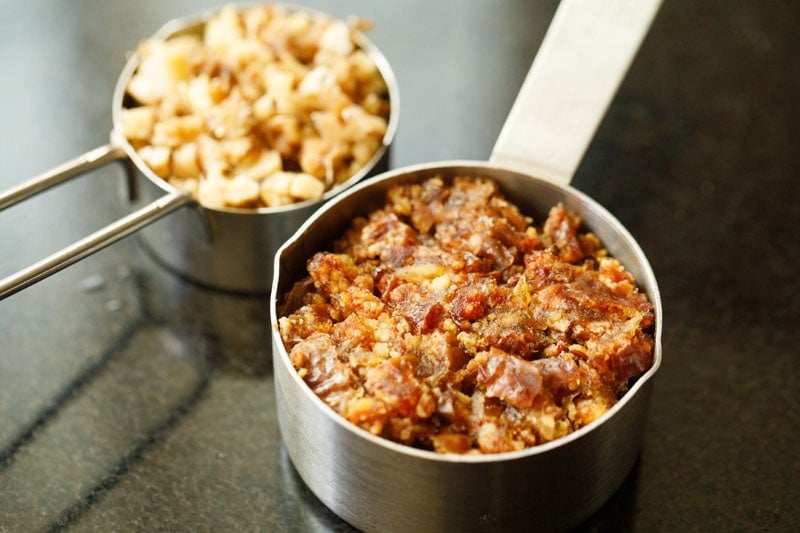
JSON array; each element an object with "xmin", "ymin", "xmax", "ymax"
[
  {"xmin": 270, "ymin": 1, "xmax": 663, "ymax": 531},
  {"xmin": 0, "ymin": 3, "xmax": 399, "ymax": 298}
]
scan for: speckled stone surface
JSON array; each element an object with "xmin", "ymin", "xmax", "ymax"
[{"xmin": 1, "ymin": 1, "xmax": 797, "ymax": 531}]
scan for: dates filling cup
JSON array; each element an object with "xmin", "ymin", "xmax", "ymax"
[
  {"xmin": 0, "ymin": 3, "xmax": 399, "ymax": 299},
  {"xmin": 271, "ymin": 1, "xmax": 664, "ymax": 531}
]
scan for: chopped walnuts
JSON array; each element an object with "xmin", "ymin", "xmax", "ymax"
[{"xmin": 122, "ymin": 3, "xmax": 391, "ymax": 209}]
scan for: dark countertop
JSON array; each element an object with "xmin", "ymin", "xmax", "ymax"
[{"xmin": 1, "ymin": 1, "xmax": 797, "ymax": 531}]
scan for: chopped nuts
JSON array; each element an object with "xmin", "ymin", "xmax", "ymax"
[
  {"xmin": 120, "ymin": 106, "xmax": 155, "ymax": 141},
  {"xmin": 172, "ymin": 143, "xmax": 200, "ymax": 178},
  {"xmin": 123, "ymin": 3, "xmax": 390, "ymax": 209},
  {"xmin": 138, "ymin": 145, "xmax": 171, "ymax": 178},
  {"xmin": 223, "ymin": 175, "xmax": 261, "ymax": 207},
  {"xmin": 288, "ymin": 172, "xmax": 326, "ymax": 200}
]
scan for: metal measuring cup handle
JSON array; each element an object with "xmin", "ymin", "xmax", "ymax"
[
  {"xmin": 491, "ymin": 0, "xmax": 663, "ymax": 186},
  {"xmin": 0, "ymin": 134, "xmax": 192, "ymax": 300}
]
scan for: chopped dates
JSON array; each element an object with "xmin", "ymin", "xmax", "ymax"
[{"xmin": 279, "ymin": 176, "xmax": 655, "ymax": 454}]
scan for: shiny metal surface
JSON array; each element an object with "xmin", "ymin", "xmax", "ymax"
[
  {"xmin": 0, "ymin": 3, "xmax": 399, "ymax": 297},
  {"xmin": 270, "ymin": 3, "xmax": 663, "ymax": 529},
  {"xmin": 270, "ymin": 162, "xmax": 662, "ymax": 532}
]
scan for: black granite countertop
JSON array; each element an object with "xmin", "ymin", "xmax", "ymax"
[{"xmin": 1, "ymin": 1, "xmax": 797, "ymax": 531}]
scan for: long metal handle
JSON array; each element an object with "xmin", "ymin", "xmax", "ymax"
[
  {"xmin": 0, "ymin": 144, "xmax": 126, "ymax": 210},
  {"xmin": 0, "ymin": 191, "xmax": 191, "ymax": 300},
  {"xmin": 0, "ymin": 145, "xmax": 194, "ymax": 300},
  {"xmin": 490, "ymin": 0, "xmax": 662, "ymax": 186}
]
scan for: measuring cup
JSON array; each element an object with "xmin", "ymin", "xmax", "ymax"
[
  {"xmin": 270, "ymin": 1, "xmax": 663, "ymax": 531},
  {"xmin": 0, "ymin": 3, "xmax": 399, "ymax": 300}
]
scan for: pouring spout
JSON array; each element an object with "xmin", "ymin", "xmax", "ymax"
[{"xmin": 490, "ymin": 0, "xmax": 662, "ymax": 187}]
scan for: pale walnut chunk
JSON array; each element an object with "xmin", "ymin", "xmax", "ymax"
[
  {"xmin": 297, "ymin": 65, "xmax": 351, "ymax": 112},
  {"xmin": 172, "ymin": 143, "xmax": 200, "ymax": 179},
  {"xmin": 151, "ymin": 115, "xmax": 203, "ymax": 147},
  {"xmin": 186, "ymin": 74, "xmax": 230, "ymax": 112},
  {"xmin": 205, "ymin": 87, "xmax": 254, "ymax": 139},
  {"xmin": 318, "ymin": 20, "xmax": 354, "ymax": 57},
  {"xmin": 288, "ymin": 172, "xmax": 326, "ymax": 201},
  {"xmin": 204, "ymin": 5, "xmax": 244, "ymax": 49},
  {"xmin": 240, "ymin": 149, "xmax": 282, "ymax": 181},
  {"xmin": 299, "ymin": 137, "xmax": 347, "ymax": 184},
  {"xmin": 260, "ymin": 171, "xmax": 294, "ymax": 206},
  {"xmin": 137, "ymin": 145, "xmax": 171, "ymax": 178},
  {"xmin": 221, "ymin": 137, "xmax": 253, "ymax": 165},
  {"xmin": 196, "ymin": 177, "xmax": 227, "ymax": 209},
  {"xmin": 252, "ymin": 94, "xmax": 276, "ymax": 121},
  {"xmin": 127, "ymin": 36, "xmax": 201, "ymax": 105},
  {"xmin": 264, "ymin": 65, "xmax": 298, "ymax": 114},
  {"xmin": 120, "ymin": 106, "xmax": 155, "ymax": 141},
  {"xmin": 224, "ymin": 175, "xmax": 260, "ymax": 207},
  {"xmin": 264, "ymin": 114, "xmax": 301, "ymax": 158}
]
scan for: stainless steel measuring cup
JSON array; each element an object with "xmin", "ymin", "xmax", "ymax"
[
  {"xmin": 0, "ymin": 3, "xmax": 399, "ymax": 300},
  {"xmin": 270, "ymin": 1, "xmax": 663, "ymax": 531}
]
